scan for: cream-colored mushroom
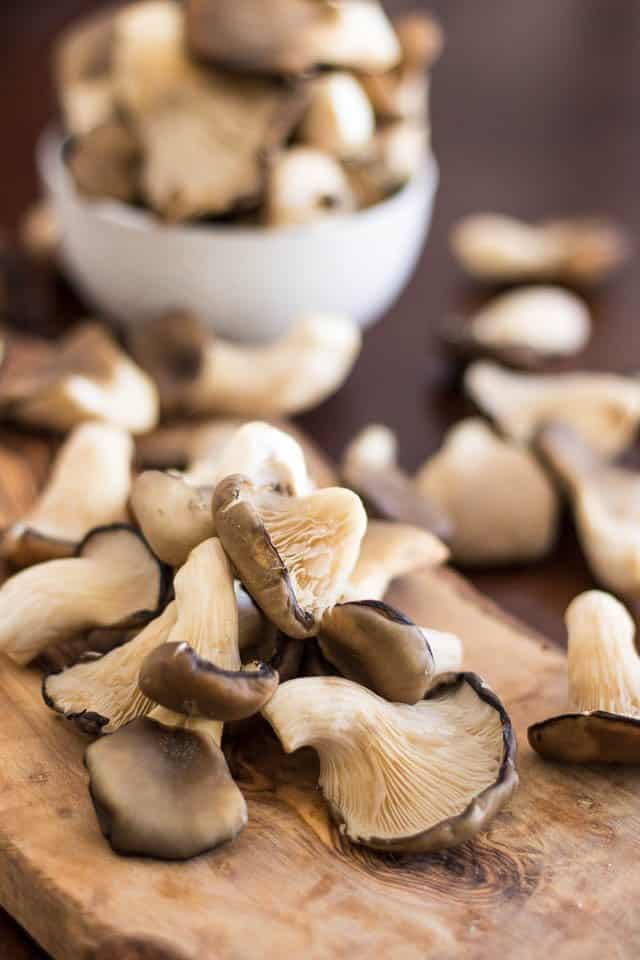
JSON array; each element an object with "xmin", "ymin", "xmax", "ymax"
[
  {"xmin": 299, "ymin": 73, "xmax": 375, "ymax": 159},
  {"xmin": 347, "ymin": 120, "xmax": 429, "ymax": 207},
  {"xmin": 68, "ymin": 122, "xmax": 141, "ymax": 204},
  {"xmin": 415, "ymin": 418, "xmax": 558, "ymax": 566},
  {"xmin": 442, "ymin": 286, "xmax": 591, "ymax": 367},
  {"xmin": 360, "ymin": 11, "xmax": 442, "ymax": 121},
  {"xmin": 185, "ymin": 0, "xmax": 400, "ymax": 76},
  {"xmin": 539, "ymin": 421, "xmax": 640, "ymax": 596},
  {"xmin": 341, "ymin": 424, "xmax": 452, "ymax": 540},
  {"xmin": 132, "ymin": 312, "xmax": 361, "ymax": 418},
  {"xmin": 528, "ymin": 592, "xmax": 640, "ymax": 764},
  {"xmin": 0, "ymin": 324, "xmax": 158, "ymax": 435},
  {"xmin": 214, "ymin": 475, "xmax": 367, "ymax": 637},
  {"xmin": 263, "ymin": 674, "xmax": 517, "ymax": 852},
  {"xmin": 3, "ymin": 422, "xmax": 133, "ymax": 567},
  {"xmin": 0, "ymin": 525, "xmax": 170, "ymax": 666},
  {"xmin": 420, "ymin": 628, "xmax": 463, "ymax": 677},
  {"xmin": 465, "ymin": 361, "xmax": 640, "ymax": 457},
  {"xmin": 450, "ymin": 213, "xmax": 631, "ymax": 286},
  {"xmin": 342, "ymin": 519, "xmax": 448, "ymax": 602},
  {"xmin": 131, "ymin": 421, "xmax": 314, "ymax": 565},
  {"xmin": 265, "ymin": 147, "xmax": 356, "ymax": 227},
  {"xmin": 54, "ymin": 7, "xmax": 115, "ymax": 135},
  {"xmin": 44, "ymin": 538, "xmax": 239, "ymax": 735}
]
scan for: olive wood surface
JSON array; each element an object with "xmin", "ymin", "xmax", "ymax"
[{"xmin": 0, "ymin": 562, "xmax": 638, "ymax": 960}]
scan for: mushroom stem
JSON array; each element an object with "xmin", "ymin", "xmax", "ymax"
[
  {"xmin": 420, "ymin": 628, "xmax": 463, "ymax": 676},
  {"xmin": 566, "ymin": 591, "xmax": 640, "ymax": 716}
]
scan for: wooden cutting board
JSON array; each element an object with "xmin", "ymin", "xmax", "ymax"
[{"xmin": 1, "ymin": 565, "xmax": 639, "ymax": 960}]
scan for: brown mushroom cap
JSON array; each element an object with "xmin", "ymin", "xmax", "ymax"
[
  {"xmin": 528, "ymin": 712, "xmax": 640, "ymax": 764},
  {"xmin": 319, "ymin": 600, "xmax": 435, "ymax": 704},
  {"xmin": 86, "ymin": 716, "xmax": 248, "ymax": 859},
  {"xmin": 213, "ymin": 474, "xmax": 366, "ymax": 638},
  {"xmin": 139, "ymin": 641, "xmax": 278, "ymax": 721},
  {"xmin": 263, "ymin": 672, "xmax": 518, "ymax": 853}
]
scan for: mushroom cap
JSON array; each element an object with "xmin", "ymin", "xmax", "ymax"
[
  {"xmin": 86, "ymin": 716, "xmax": 248, "ymax": 859},
  {"xmin": 265, "ymin": 147, "xmax": 356, "ymax": 228},
  {"xmin": 319, "ymin": 600, "xmax": 435, "ymax": 704},
  {"xmin": 528, "ymin": 712, "xmax": 640, "ymax": 764},
  {"xmin": 341, "ymin": 424, "xmax": 452, "ymax": 541},
  {"xmin": 213, "ymin": 475, "xmax": 366, "ymax": 638},
  {"xmin": 130, "ymin": 470, "xmax": 215, "ymax": 567},
  {"xmin": 415, "ymin": 418, "xmax": 558, "ymax": 566},
  {"xmin": 4, "ymin": 422, "xmax": 134, "ymax": 567},
  {"xmin": 0, "ymin": 524, "xmax": 171, "ymax": 666},
  {"xmin": 139, "ymin": 641, "xmax": 278, "ymax": 721},
  {"xmin": 342, "ymin": 519, "xmax": 448, "ymax": 602},
  {"xmin": 263, "ymin": 673, "xmax": 517, "ymax": 853},
  {"xmin": 465, "ymin": 361, "xmax": 640, "ymax": 457}
]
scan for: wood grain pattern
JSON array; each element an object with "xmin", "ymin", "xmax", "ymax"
[{"xmin": 1, "ymin": 565, "xmax": 639, "ymax": 960}]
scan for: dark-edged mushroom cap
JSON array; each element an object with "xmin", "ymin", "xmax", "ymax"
[
  {"xmin": 85, "ymin": 715, "xmax": 247, "ymax": 859},
  {"xmin": 440, "ymin": 286, "xmax": 591, "ymax": 370},
  {"xmin": 213, "ymin": 474, "xmax": 366, "ymax": 638},
  {"xmin": 538, "ymin": 421, "xmax": 640, "ymax": 597},
  {"xmin": 3, "ymin": 422, "xmax": 133, "ymax": 567},
  {"xmin": 319, "ymin": 600, "xmax": 434, "ymax": 704},
  {"xmin": 139, "ymin": 641, "xmax": 279, "ymax": 721},
  {"xmin": 0, "ymin": 524, "xmax": 171, "ymax": 666},
  {"xmin": 341, "ymin": 424, "xmax": 452, "ymax": 541},
  {"xmin": 263, "ymin": 673, "xmax": 517, "ymax": 852},
  {"xmin": 529, "ymin": 591, "xmax": 640, "ymax": 763}
]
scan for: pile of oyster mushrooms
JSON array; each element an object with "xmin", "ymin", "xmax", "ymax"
[
  {"xmin": 0, "ymin": 418, "xmax": 517, "ymax": 860},
  {"xmin": 56, "ymin": 0, "xmax": 440, "ymax": 225}
]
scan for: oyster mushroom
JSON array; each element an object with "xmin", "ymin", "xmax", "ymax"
[
  {"xmin": 529, "ymin": 591, "xmax": 640, "ymax": 763},
  {"xmin": 68, "ymin": 121, "xmax": 141, "ymax": 204},
  {"xmin": 538, "ymin": 421, "xmax": 640, "ymax": 596},
  {"xmin": 360, "ymin": 11, "xmax": 441, "ymax": 122},
  {"xmin": 342, "ymin": 519, "xmax": 448, "ymax": 602},
  {"xmin": 263, "ymin": 674, "xmax": 518, "ymax": 851},
  {"xmin": 131, "ymin": 311, "xmax": 361, "ymax": 418},
  {"xmin": 341, "ymin": 423, "xmax": 452, "ymax": 540},
  {"xmin": 415, "ymin": 418, "xmax": 558, "ymax": 566},
  {"xmin": 346, "ymin": 120, "xmax": 429, "ymax": 208},
  {"xmin": 299, "ymin": 73, "xmax": 375, "ymax": 159},
  {"xmin": 450, "ymin": 213, "xmax": 632, "ymax": 286},
  {"xmin": 135, "ymin": 417, "xmax": 337, "ymax": 489},
  {"xmin": 54, "ymin": 7, "xmax": 115, "ymax": 135},
  {"xmin": 139, "ymin": 642, "xmax": 279, "ymax": 721},
  {"xmin": 441, "ymin": 286, "xmax": 591, "ymax": 369},
  {"xmin": 186, "ymin": 0, "xmax": 400, "ymax": 76},
  {"xmin": 0, "ymin": 525, "xmax": 171, "ymax": 667},
  {"xmin": 319, "ymin": 600, "xmax": 435, "ymax": 703},
  {"xmin": 130, "ymin": 421, "xmax": 313, "ymax": 566},
  {"xmin": 465, "ymin": 361, "xmax": 640, "ymax": 457},
  {"xmin": 265, "ymin": 147, "xmax": 356, "ymax": 227},
  {"xmin": 44, "ymin": 537, "xmax": 238, "ymax": 733},
  {"xmin": 3, "ymin": 423, "xmax": 133, "ymax": 567},
  {"xmin": 0, "ymin": 324, "xmax": 158, "ymax": 434},
  {"xmin": 85, "ymin": 710, "xmax": 247, "ymax": 859},
  {"xmin": 213, "ymin": 475, "xmax": 367, "ymax": 637}
]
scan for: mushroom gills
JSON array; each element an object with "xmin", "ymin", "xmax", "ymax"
[
  {"xmin": 528, "ymin": 591, "xmax": 640, "ymax": 763},
  {"xmin": 214, "ymin": 475, "xmax": 367, "ymax": 637},
  {"xmin": 263, "ymin": 674, "xmax": 517, "ymax": 851}
]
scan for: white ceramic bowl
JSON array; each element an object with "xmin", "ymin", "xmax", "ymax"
[{"xmin": 38, "ymin": 128, "xmax": 438, "ymax": 341}]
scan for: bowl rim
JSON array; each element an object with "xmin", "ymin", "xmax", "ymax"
[{"xmin": 37, "ymin": 125, "xmax": 438, "ymax": 240}]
